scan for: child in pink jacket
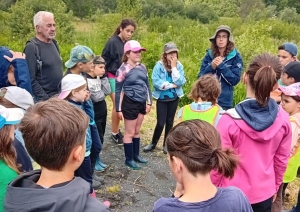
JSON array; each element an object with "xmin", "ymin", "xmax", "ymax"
[{"xmin": 212, "ymin": 53, "xmax": 292, "ymax": 212}]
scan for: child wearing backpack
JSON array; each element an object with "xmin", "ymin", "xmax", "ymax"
[
  {"xmin": 86, "ymin": 56, "xmax": 111, "ymax": 172},
  {"xmin": 4, "ymin": 98, "xmax": 110, "ymax": 212},
  {"xmin": 177, "ymin": 74, "xmax": 223, "ymax": 126},
  {"xmin": 153, "ymin": 120, "xmax": 253, "ymax": 212},
  {"xmin": 212, "ymin": 53, "xmax": 292, "ymax": 212}
]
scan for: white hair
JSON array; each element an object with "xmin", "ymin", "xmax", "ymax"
[{"xmin": 33, "ymin": 11, "xmax": 54, "ymax": 30}]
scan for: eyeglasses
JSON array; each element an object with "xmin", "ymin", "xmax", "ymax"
[{"xmin": 216, "ymin": 35, "xmax": 228, "ymax": 39}]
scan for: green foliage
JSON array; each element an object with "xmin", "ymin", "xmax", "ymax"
[
  {"xmin": 0, "ymin": 0, "xmax": 15, "ymax": 11},
  {"xmin": 6, "ymin": 0, "xmax": 74, "ymax": 46},
  {"xmin": 279, "ymin": 7, "xmax": 300, "ymax": 24},
  {"xmin": 185, "ymin": 3, "xmax": 218, "ymax": 23}
]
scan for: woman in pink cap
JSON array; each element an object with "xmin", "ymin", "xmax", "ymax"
[{"xmin": 115, "ymin": 40, "xmax": 152, "ymax": 170}]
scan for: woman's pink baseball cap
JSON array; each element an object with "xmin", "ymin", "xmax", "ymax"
[{"xmin": 124, "ymin": 40, "xmax": 146, "ymax": 53}]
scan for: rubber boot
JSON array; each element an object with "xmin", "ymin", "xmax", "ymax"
[
  {"xmin": 123, "ymin": 143, "xmax": 140, "ymax": 170},
  {"xmin": 133, "ymin": 138, "xmax": 148, "ymax": 163},
  {"xmin": 163, "ymin": 123, "xmax": 173, "ymax": 154},
  {"xmin": 95, "ymin": 155, "xmax": 108, "ymax": 172}
]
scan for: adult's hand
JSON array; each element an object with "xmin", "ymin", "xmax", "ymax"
[
  {"xmin": 3, "ymin": 50, "xmax": 26, "ymax": 62},
  {"xmin": 212, "ymin": 56, "xmax": 223, "ymax": 69},
  {"xmin": 170, "ymin": 55, "xmax": 178, "ymax": 68}
]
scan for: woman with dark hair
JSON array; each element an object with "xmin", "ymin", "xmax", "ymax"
[
  {"xmin": 101, "ymin": 19, "xmax": 136, "ymax": 146},
  {"xmin": 153, "ymin": 120, "xmax": 253, "ymax": 212},
  {"xmin": 143, "ymin": 42, "xmax": 186, "ymax": 154},
  {"xmin": 198, "ymin": 25, "xmax": 243, "ymax": 110}
]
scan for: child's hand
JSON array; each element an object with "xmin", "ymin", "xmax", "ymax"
[
  {"xmin": 4, "ymin": 50, "xmax": 26, "ymax": 62},
  {"xmin": 172, "ymin": 83, "xmax": 178, "ymax": 88},
  {"xmin": 117, "ymin": 112, "xmax": 123, "ymax": 120},
  {"xmin": 146, "ymin": 104, "xmax": 151, "ymax": 114}
]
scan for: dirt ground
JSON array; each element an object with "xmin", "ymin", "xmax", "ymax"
[
  {"xmin": 95, "ymin": 124, "xmax": 174, "ymax": 212},
  {"xmin": 95, "ymin": 100, "xmax": 300, "ymax": 212}
]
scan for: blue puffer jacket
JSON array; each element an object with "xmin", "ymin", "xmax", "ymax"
[
  {"xmin": 198, "ymin": 48, "xmax": 243, "ymax": 109},
  {"xmin": 152, "ymin": 61, "xmax": 186, "ymax": 99}
]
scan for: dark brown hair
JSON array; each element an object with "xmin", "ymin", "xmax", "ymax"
[
  {"xmin": 211, "ymin": 31, "xmax": 235, "ymax": 58},
  {"xmin": 166, "ymin": 120, "xmax": 238, "ymax": 178},
  {"xmin": 291, "ymin": 95, "xmax": 300, "ymax": 102},
  {"xmin": 161, "ymin": 52, "xmax": 179, "ymax": 72},
  {"xmin": 113, "ymin": 19, "xmax": 136, "ymax": 36},
  {"xmin": 19, "ymin": 98, "xmax": 89, "ymax": 171},
  {"xmin": 0, "ymin": 125, "xmax": 20, "ymax": 174},
  {"xmin": 246, "ymin": 53, "xmax": 282, "ymax": 107},
  {"xmin": 188, "ymin": 75, "xmax": 221, "ymax": 104}
]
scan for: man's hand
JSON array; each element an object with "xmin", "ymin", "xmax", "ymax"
[{"xmin": 4, "ymin": 50, "xmax": 26, "ymax": 62}]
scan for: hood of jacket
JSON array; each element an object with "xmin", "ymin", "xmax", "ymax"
[
  {"xmin": 207, "ymin": 48, "xmax": 237, "ymax": 61},
  {"xmin": 4, "ymin": 170, "xmax": 97, "ymax": 212},
  {"xmin": 223, "ymin": 98, "xmax": 288, "ymax": 143}
]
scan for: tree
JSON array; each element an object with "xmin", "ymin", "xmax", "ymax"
[{"xmin": 7, "ymin": 0, "xmax": 74, "ymax": 44}]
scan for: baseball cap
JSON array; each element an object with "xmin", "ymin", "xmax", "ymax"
[
  {"xmin": 65, "ymin": 45, "xmax": 95, "ymax": 69},
  {"xmin": 281, "ymin": 42, "xmax": 298, "ymax": 57},
  {"xmin": 124, "ymin": 40, "xmax": 146, "ymax": 53},
  {"xmin": 279, "ymin": 82, "xmax": 300, "ymax": 97},
  {"xmin": 0, "ymin": 105, "xmax": 24, "ymax": 129},
  {"xmin": 209, "ymin": 25, "xmax": 233, "ymax": 42},
  {"xmin": 284, "ymin": 61, "xmax": 300, "ymax": 82},
  {"xmin": 3, "ymin": 86, "xmax": 34, "ymax": 110},
  {"xmin": 58, "ymin": 74, "xmax": 87, "ymax": 100},
  {"xmin": 164, "ymin": 42, "xmax": 179, "ymax": 54}
]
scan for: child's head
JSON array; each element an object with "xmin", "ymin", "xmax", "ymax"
[
  {"xmin": 0, "ymin": 86, "xmax": 34, "ymax": 110},
  {"xmin": 58, "ymin": 74, "xmax": 87, "ymax": 102},
  {"xmin": 89, "ymin": 56, "xmax": 106, "ymax": 77},
  {"xmin": 113, "ymin": 19, "xmax": 136, "ymax": 42},
  {"xmin": 243, "ymin": 53, "xmax": 282, "ymax": 107},
  {"xmin": 281, "ymin": 61, "xmax": 300, "ymax": 86},
  {"xmin": 0, "ymin": 105, "xmax": 24, "ymax": 173},
  {"xmin": 19, "ymin": 98, "xmax": 89, "ymax": 171},
  {"xmin": 166, "ymin": 120, "xmax": 238, "ymax": 182},
  {"xmin": 122, "ymin": 40, "xmax": 146, "ymax": 64},
  {"xmin": 277, "ymin": 42, "xmax": 298, "ymax": 66},
  {"xmin": 65, "ymin": 45, "xmax": 94, "ymax": 72},
  {"xmin": 188, "ymin": 74, "xmax": 221, "ymax": 104},
  {"xmin": 0, "ymin": 47, "xmax": 16, "ymax": 86},
  {"xmin": 279, "ymin": 82, "xmax": 300, "ymax": 115}
]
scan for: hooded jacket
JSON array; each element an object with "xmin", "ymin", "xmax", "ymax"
[
  {"xmin": 198, "ymin": 48, "xmax": 243, "ymax": 109},
  {"xmin": 4, "ymin": 170, "xmax": 110, "ymax": 212},
  {"xmin": 0, "ymin": 47, "xmax": 32, "ymax": 95},
  {"xmin": 212, "ymin": 98, "xmax": 291, "ymax": 204}
]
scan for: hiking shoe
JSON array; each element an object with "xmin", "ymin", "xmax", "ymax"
[
  {"xmin": 111, "ymin": 133, "xmax": 123, "ymax": 145},
  {"xmin": 92, "ymin": 179, "xmax": 101, "ymax": 189},
  {"xmin": 93, "ymin": 173, "xmax": 105, "ymax": 184},
  {"xmin": 143, "ymin": 143, "xmax": 156, "ymax": 152}
]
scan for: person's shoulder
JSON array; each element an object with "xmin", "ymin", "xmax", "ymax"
[{"xmin": 153, "ymin": 197, "xmax": 177, "ymax": 211}]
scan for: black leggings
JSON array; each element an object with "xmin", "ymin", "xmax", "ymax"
[
  {"xmin": 251, "ymin": 197, "xmax": 272, "ymax": 212},
  {"xmin": 151, "ymin": 98, "xmax": 179, "ymax": 146},
  {"xmin": 94, "ymin": 100, "xmax": 107, "ymax": 144}
]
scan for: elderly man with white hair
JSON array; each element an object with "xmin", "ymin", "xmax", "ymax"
[{"xmin": 24, "ymin": 11, "xmax": 63, "ymax": 102}]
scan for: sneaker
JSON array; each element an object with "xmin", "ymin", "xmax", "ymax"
[
  {"xmin": 93, "ymin": 173, "xmax": 105, "ymax": 184},
  {"xmin": 92, "ymin": 179, "xmax": 101, "ymax": 189},
  {"xmin": 118, "ymin": 129, "xmax": 124, "ymax": 138},
  {"xmin": 111, "ymin": 133, "xmax": 123, "ymax": 145}
]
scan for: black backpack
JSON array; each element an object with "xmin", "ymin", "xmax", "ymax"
[{"xmin": 25, "ymin": 38, "xmax": 60, "ymax": 72}]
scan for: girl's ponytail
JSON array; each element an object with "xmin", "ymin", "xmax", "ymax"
[{"xmin": 210, "ymin": 148, "xmax": 238, "ymax": 178}]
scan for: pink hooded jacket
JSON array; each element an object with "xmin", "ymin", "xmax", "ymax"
[{"xmin": 212, "ymin": 99, "xmax": 291, "ymax": 204}]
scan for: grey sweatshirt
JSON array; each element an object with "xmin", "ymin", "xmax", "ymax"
[{"xmin": 4, "ymin": 170, "xmax": 110, "ymax": 212}]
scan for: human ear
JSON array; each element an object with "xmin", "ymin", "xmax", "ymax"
[{"xmin": 73, "ymin": 145, "xmax": 84, "ymax": 162}]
